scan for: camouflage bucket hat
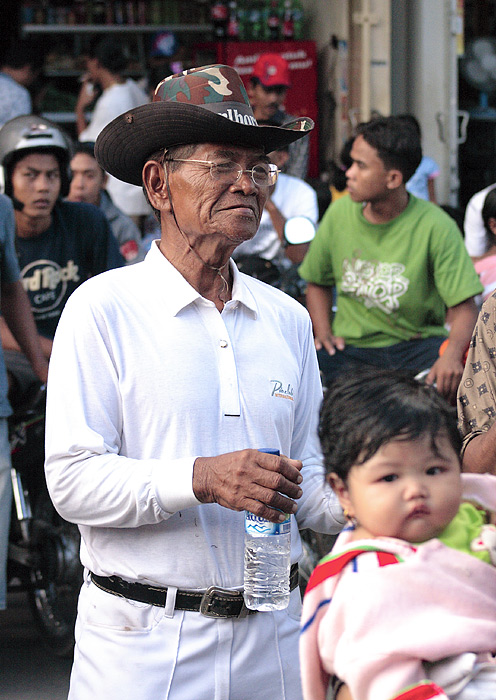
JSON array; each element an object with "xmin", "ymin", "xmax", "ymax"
[{"xmin": 95, "ymin": 64, "xmax": 314, "ymax": 186}]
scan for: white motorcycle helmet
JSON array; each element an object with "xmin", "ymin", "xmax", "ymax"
[{"xmin": 0, "ymin": 115, "xmax": 72, "ymax": 198}]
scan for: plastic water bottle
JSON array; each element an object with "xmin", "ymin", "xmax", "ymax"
[{"xmin": 243, "ymin": 449, "xmax": 292, "ymax": 611}]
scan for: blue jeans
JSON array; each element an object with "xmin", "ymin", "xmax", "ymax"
[
  {"xmin": 0, "ymin": 419, "xmax": 11, "ymax": 609},
  {"xmin": 317, "ymin": 336, "xmax": 446, "ymax": 388}
]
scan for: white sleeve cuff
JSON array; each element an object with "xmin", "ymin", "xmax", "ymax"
[{"xmin": 153, "ymin": 457, "xmax": 202, "ymax": 514}]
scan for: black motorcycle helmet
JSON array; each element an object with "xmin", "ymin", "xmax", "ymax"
[{"xmin": 0, "ymin": 115, "xmax": 73, "ymax": 199}]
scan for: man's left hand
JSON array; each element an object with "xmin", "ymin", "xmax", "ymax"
[
  {"xmin": 427, "ymin": 298, "xmax": 477, "ymax": 404},
  {"xmin": 192, "ymin": 449, "xmax": 303, "ymax": 523},
  {"xmin": 426, "ymin": 352, "xmax": 464, "ymax": 405}
]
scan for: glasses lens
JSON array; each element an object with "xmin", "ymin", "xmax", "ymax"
[
  {"xmin": 267, "ymin": 164, "xmax": 279, "ymax": 185},
  {"xmin": 253, "ymin": 164, "xmax": 278, "ymax": 186},
  {"xmin": 210, "ymin": 161, "xmax": 278, "ymax": 187},
  {"xmin": 250, "ymin": 164, "xmax": 269, "ymax": 186},
  {"xmin": 211, "ymin": 161, "xmax": 240, "ymax": 183}
]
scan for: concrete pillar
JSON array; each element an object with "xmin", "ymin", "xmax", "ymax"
[{"xmin": 391, "ymin": 0, "xmax": 461, "ymax": 206}]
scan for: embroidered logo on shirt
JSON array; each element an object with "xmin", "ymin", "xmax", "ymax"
[
  {"xmin": 341, "ymin": 258, "xmax": 409, "ymax": 314},
  {"xmin": 270, "ymin": 380, "xmax": 294, "ymax": 401}
]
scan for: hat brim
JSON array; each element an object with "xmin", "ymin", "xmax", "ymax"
[{"xmin": 95, "ymin": 101, "xmax": 313, "ymax": 186}]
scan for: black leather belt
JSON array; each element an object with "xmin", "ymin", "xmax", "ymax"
[{"xmin": 91, "ymin": 563, "xmax": 299, "ymax": 618}]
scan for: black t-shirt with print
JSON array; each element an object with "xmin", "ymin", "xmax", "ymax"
[{"xmin": 15, "ymin": 199, "xmax": 124, "ymax": 339}]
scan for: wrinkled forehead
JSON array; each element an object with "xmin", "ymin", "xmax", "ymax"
[{"xmin": 196, "ymin": 143, "xmax": 268, "ymax": 161}]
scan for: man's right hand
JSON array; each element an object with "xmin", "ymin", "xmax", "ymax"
[
  {"xmin": 314, "ymin": 331, "xmax": 345, "ymax": 355},
  {"xmin": 192, "ymin": 449, "xmax": 303, "ymax": 523},
  {"xmin": 305, "ymin": 283, "xmax": 345, "ymax": 355}
]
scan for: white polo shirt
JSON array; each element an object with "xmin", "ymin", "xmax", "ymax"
[{"xmin": 45, "ymin": 241, "xmax": 343, "ymax": 590}]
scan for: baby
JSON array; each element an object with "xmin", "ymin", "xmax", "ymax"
[{"xmin": 300, "ymin": 369, "xmax": 496, "ymax": 700}]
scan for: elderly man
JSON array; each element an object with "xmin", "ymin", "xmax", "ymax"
[{"xmin": 45, "ymin": 65, "xmax": 344, "ymax": 700}]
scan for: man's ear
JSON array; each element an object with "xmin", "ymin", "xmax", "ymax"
[
  {"xmin": 142, "ymin": 161, "xmax": 171, "ymax": 214},
  {"xmin": 386, "ymin": 168, "xmax": 404, "ymax": 190}
]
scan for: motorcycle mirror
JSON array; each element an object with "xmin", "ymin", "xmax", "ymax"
[{"xmin": 284, "ymin": 216, "xmax": 316, "ymax": 246}]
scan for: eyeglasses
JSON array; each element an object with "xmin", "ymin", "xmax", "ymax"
[{"xmin": 166, "ymin": 158, "xmax": 280, "ymax": 188}]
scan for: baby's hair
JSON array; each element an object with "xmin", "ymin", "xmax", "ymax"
[{"xmin": 318, "ymin": 368, "xmax": 462, "ymax": 483}]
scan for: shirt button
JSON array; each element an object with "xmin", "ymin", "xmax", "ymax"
[{"xmin": 220, "ymin": 340, "xmax": 228, "ymax": 348}]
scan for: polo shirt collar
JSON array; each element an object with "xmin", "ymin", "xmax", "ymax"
[{"xmin": 145, "ymin": 240, "xmax": 259, "ymax": 317}]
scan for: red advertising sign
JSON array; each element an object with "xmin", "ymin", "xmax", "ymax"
[{"xmin": 194, "ymin": 40, "xmax": 319, "ymax": 177}]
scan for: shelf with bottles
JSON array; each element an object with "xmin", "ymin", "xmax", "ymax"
[
  {"xmin": 22, "ymin": 19, "xmax": 212, "ymax": 81},
  {"xmin": 20, "ymin": 0, "xmax": 211, "ymax": 27},
  {"xmin": 209, "ymin": 0, "xmax": 306, "ymax": 43},
  {"xmin": 20, "ymin": 1, "xmax": 214, "ymax": 80},
  {"xmin": 22, "ymin": 24, "xmax": 211, "ymax": 34},
  {"xmin": 26, "ymin": 28, "xmax": 206, "ymax": 127},
  {"xmin": 32, "ymin": 32, "xmax": 154, "ymax": 79}
]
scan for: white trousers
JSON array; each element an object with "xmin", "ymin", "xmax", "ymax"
[{"xmin": 68, "ymin": 573, "xmax": 304, "ymax": 700}]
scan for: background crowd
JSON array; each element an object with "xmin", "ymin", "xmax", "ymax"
[{"xmin": 0, "ymin": 30, "xmax": 495, "ymax": 700}]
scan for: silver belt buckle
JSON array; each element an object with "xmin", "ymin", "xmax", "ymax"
[{"xmin": 199, "ymin": 586, "xmax": 247, "ymax": 618}]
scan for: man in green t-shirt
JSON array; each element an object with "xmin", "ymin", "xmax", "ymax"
[{"xmin": 299, "ymin": 116, "xmax": 482, "ymax": 404}]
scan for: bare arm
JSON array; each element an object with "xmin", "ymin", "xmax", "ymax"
[
  {"xmin": 285, "ymin": 242, "xmax": 309, "ymax": 265},
  {"xmin": 305, "ymin": 282, "xmax": 345, "ymax": 354},
  {"xmin": 0, "ymin": 316, "xmax": 52, "ymax": 358},
  {"xmin": 458, "ymin": 296, "xmax": 496, "ymax": 474},
  {"xmin": 1, "ymin": 280, "xmax": 49, "ymax": 383},
  {"xmin": 193, "ymin": 449, "xmax": 303, "ymax": 523},
  {"xmin": 462, "ymin": 428, "xmax": 496, "ymax": 475},
  {"xmin": 75, "ymin": 80, "xmax": 95, "ymax": 136},
  {"xmin": 426, "ymin": 297, "xmax": 478, "ymax": 404},
  {"xmin": 264, "ymin": 199, "xmax": 309, "ymax": 264},
  {"xmin": 427, "ymin": 178, "xmax": 437, "ymax": 204}
]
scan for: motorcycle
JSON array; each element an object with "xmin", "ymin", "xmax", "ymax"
[{"xmin": 7, "ymin": 384, "xmax": 82, "ymax": 657}]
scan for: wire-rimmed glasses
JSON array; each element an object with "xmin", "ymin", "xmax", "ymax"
[{"xmin": 166, "ymin": 158, "xmax": 280, "ymax": 187}]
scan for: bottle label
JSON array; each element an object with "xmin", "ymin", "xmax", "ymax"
[{"xmin": 245, "ymin": 511, "xmax": 291, "ymax": 536}]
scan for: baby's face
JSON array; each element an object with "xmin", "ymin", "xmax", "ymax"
[{"xmin": 340, "ymin": 432, "xmax": 462, "ymax": 543}]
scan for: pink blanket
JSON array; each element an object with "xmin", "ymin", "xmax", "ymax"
[{"xmin": 299, "ymin": 474, "xmax": 496, "ymax": 700}]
